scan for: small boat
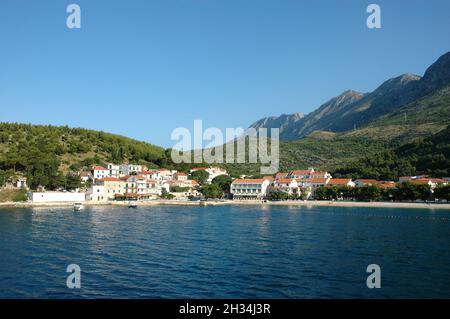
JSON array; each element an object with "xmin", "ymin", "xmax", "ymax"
[
  {"xmin": 128, "ymin": 201, "xmax": 138, "ymax": 208},
  {"xmin": 73, "ymin": 202, "xmax": 85, "ymax": 211}
]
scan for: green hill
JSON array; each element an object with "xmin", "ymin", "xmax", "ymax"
[
  {"xmin": 333, "ymin": 126, "xmax": 450, "ymax": 180},
  {"xmin": 0, "ymin": 123, "xmax": 167, "ymax": 189}
]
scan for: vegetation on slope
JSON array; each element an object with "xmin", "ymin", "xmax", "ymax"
[
  {"xmin": 0, "ymin": 123, "xmax": 166, "ymax": 189},
  {"xmin": 333, "ymin": 126, "xmax": 450, "ymax": 180}
]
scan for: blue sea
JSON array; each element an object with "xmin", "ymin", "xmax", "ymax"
[{"xmin": 0, "ymin": 205, "xmax": 449, "ymax": 298}]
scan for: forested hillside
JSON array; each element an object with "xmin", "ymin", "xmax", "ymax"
[
  {"xmin": 333, "ymin": 126, "xmax": 450, "ymax": 180},
  {"xmin": 0, "ymin": 123, "xmax": 167, "ymax": 189}
]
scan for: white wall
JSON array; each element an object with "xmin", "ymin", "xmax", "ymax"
[{"xmin": 31, "ymin": 192, "xmax": 86, "ymax": 203}]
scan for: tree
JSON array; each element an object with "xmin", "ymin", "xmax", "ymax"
[
  {"xmin": 270, "ymin": 190, "xmax": 289, "ymax": 201},
  {"xmin": 13, "ymin": 188, "xmax": 28, "ymax": 202},
  {"xmin": 198, "ymin": 183, "xmax": 223, "ymax": 199},
  {"xmin": 354, "ymin": 185, "xmax": 382, "ymax": 201},
  {"xmin": 160, "ymin": 188, "xmax": 174, "ymax": 199},
  {"xmin": 211, "ymin": 174, "xmax": 232, "ymax": 193},
  {"xmin": 434, "ymin": 184, "xmax": 450, "ymax": 202},
  {"xmin": 65, "ymin": 173, "xmax": 82, "ymax": 191},
  {"xmin": 190, "ymin": 170, "xmax": 210, "ymax": 185}
]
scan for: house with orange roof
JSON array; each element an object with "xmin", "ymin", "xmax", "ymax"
[
  {"xmin": 354, "ymin": 179, "xmax": 379, "ymax": 188},
  {"xmin": 328, "ymin": 178, "xmax": 355, "ymax": 187},
  {"xmin": 273, "ymin": 178, "xmax": 298, "ymax": 195},
  {"xmin": 297, "ymin": 177, "xmax": 331, "ymax": 197},
  {"xmin": 92, "ymin": 166, "xmax": 109, "ymax": 180},
  {"xmin": 230, "ymin": 178, "xmax": 271, "ymax": 200},
  {"xmin": 96, "ymin": 177, "xmax": 125, "ymax": 199},
  {"xmin": 288, "ymin": 167, "xmax": 331, "ymax": 179},
  {"xmin": 411, "ymin": 178, "xmax": 447, "ymax": 189},
  {"xmin": 275, "ymin": 172, "xmax": 289, "ymax": 179}
]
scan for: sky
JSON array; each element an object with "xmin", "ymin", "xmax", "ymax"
[{"xmin": 1, "ymin": 0, "xmax": 449, "ymax": 148}]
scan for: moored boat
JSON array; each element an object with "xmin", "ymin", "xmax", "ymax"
[
  {"xmin": 73, "ymin": 202, "xmax": 85, "ymax": 211},
  {"xmin": 128, "ymin": 201, "xmax": 138, "ymax": 208}
]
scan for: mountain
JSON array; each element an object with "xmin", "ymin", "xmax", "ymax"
[
  {"xmin": 250, "ymin": 52, "xmax": 450, "ymax": 141},
  {"xmin": 249, "ymin": 112, "xmax": 304, "ymax": 136},
  {"xmin": 333, "ymin": 125, "xmax": 450, "ymax": 180}
]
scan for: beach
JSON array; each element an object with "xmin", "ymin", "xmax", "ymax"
[{"xmin": 1, "ymin": 199, "xmax": 450, "ymax": 210}]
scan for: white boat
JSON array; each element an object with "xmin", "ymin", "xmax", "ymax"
[
  {"xmin": 73, "ymin": 202, "xmax": 85, "ymax": 211},
  {"xmin": 128, "ymin": 201, "xmax": 138, "ymax": 208}
]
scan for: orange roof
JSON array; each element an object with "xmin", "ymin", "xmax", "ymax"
[
  {"xmin": 290, "ymin": 169, "xmax": 312, "ymax": 175},
  {"xmin": 191, "ymin": 167, "xmax": 208, "ymax": 171},
  {"xmin": 378, "ymin": 182, "xmax": 396, "ymax": 189},
  {"xmin": 141, "ymin": 171, "xmax": 154, "ymax": 175},
  {"xmin": 356, "ymin": 179, "xmax": 379, "ymax": 184},
  {"xmin": 275, "ymin": 178, "xmax": 295, "ymax": 184},
  {"xmin": 94, "ymin": 166, "xmax": 108, "ymax": 171},
  {"xmin": 263, "ymin": 176, "xmax": 274, "ymax": 181},
  {"xmin": 176, "ymin": 172, "xmax": 187, "ymax": 176},
  {"xmin": 191, "ymin": 180, "xmax": 199, "ymax": 186},
  {"xmin": 328, "ymin": 178, "xmax": 352, "ymax": 185},
  {"xmin": 310, "ymin": 171, "xmax": 327, "ymax": 175},
  {"xmin": 412, "ymin": 178, "xmax": 447, "ymax": 185},
  {"xmin": 98, "ymin": 177, "xmax": 121, "ymax": 182},
  {"xmin": 275, "ymin": 172, "xmax": 289, "ymax": 178},
  {"xmin": 232, "ymin": 178, "xmax": 266, "ymax": 184}
]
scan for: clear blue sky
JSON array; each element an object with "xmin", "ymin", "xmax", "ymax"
[{"xmin": 1, "ymin": 0, "xmax": 449, "ymax": 147}]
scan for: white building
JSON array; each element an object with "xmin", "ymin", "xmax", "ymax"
[
  {"xmin": 106, "ymin": 163, "xmax": 121, "ymax": 178},
  {"xmin": 97, "ymin": 177, "xmax": 124, "ymax": 199},
  {"xmin": 273, "ymin": 178, "xmax": 298, "ymax": 195},
  {"xmin": 328, "ymin": 179, "xmax": 355, "ymax": 188},
  {"xmin": 120, "ymin": 164, "xmax": 143, "ymax": 176},
  {"xmin": 231, "ymin": 178, "xmax": 271, "ymax": 200},
  {"xmin": 86, "ymin": 185, "xmax": 106, "ymax": 202},
  {"xmin": 30, "ymin": 192, "xmax": 86, "ymax": 203},
  {"xmin": 93, "ymin": 166, "xmax": 109, "ymax": 180},
  {"xmin": 298, "ymin": 177, "xmax": 331, "ymax": 197}
]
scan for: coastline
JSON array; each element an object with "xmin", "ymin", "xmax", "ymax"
[{"xmin": 1, "ymin": 199, "xmax": 450, "ymax": 210}]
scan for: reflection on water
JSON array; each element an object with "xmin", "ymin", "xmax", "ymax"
[{"xmin": 0, "ymin": 205, "xmax": 449, "ymax": 298}]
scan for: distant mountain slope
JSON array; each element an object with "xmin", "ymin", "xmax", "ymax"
[
  {"xmin": 333, "ymin": 125, "xmax": 450, "ymax": 180},
  {"xmin": 249, "ymin": 112, "xmax": 304, "ymax": 136},
  {"xmin": 250, "ymin": 52, "xmax": 450, "ymax": 141}
]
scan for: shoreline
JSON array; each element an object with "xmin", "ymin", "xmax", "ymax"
[{"xmin": 1, "ymin": 199, "xmax": 450, "ymax": 210}]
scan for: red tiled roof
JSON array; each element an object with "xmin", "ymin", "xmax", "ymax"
[
  {"xmin": 275, "ymin": 178, "xmax": 295, "ymax": 184},
  {"xmin": 275, "ymin": 172, "xmax": 289, "ymax": 178},
  {"xmin": 302, "ymin": 177, "xmax": 329, "ymax": 183},
  {"xmin": 176, "ymin": 172, "xmax": 187, "ymax": 176},
  {"xmin": 328, "ymin": 179, "xmax": 352, "ymax": 185},
  {"xmin": 355, "ymin": 179, "xmax": 379, "ymax": 184},
  {"xmin": 412, "ymin": 178, "xmax": 447, "ymax": 185},
  {"xmin": 93, "ymin": 166, "xmax": 108, "ymax": 171},
  {"xmin": 98, "ymin": 177, "xmax": 120, "ymax": 182},
  {"xmin": 290, "ymin": 169, "xmax": 312, "ymax": 175}
]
